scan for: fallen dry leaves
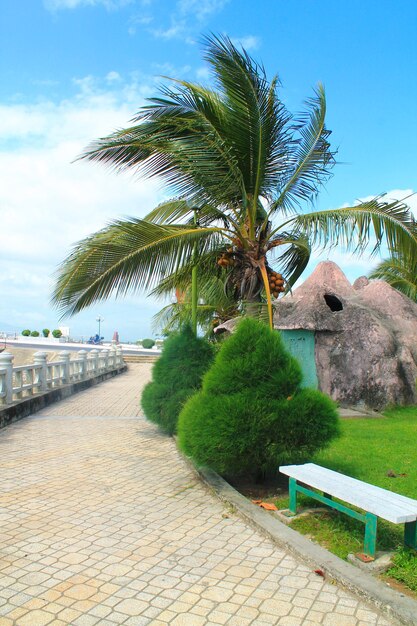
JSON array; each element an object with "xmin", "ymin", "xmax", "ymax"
[{"xmin": 251, "ymin": 500, "xmax": 278, "ymax": 511}]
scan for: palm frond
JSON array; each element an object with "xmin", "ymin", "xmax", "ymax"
[
  {"xmin": 369, "ymin": 252, "xmax": 417, "ymax": 302},
  {"xmin": 149, "ymin": 249, "xmax": 228, "ymax": 299},
  {"xmin": 240, "ymin": 301, "xmax": 274, "ymax": 325},
  {"xmin": 268, "ymin": 233, "xmax": 311, "ymax": 289},
  {"xmin": 145, "ymin": 199, "xmax": 195, "ymax": 225},
  {"xmin": 151, "ymin": 272, "xmax": 238, "ymax": 334},
  {"xmin": 144, "ymin": 198, "xmax": 248, "ymax": 240},
  {"xmin": 151, "ymin": 302, "xmax": 219, "ymax": 334},
  {"xmin": 81, "ymin": 81, "xmax": 246, "ymax": 208},
  {"xmin": 52, "ymin": 218, "xmax": 223, "ymax": 316},
  {"xmin": 269, "ymin": 84, "xmax": 336, "ymax": 215},
  {"xmin": 287, "ymin": 195, "xmax": 417, "ymax": 257},
  {"xmin": 203, "ymin": 34, "xmax": 293, "ymax": 216}
]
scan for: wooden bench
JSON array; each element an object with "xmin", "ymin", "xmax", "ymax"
[{"xmin": 279, "ymin": 463, "xmax": 417, "ymax": 558}]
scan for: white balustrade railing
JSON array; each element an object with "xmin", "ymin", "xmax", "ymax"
[{"xmin": 0, "ymin": 348, "xmax": 124, "ymax": 406}]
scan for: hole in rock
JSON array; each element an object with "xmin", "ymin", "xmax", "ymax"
[{"xmin": 323, "ymin": 294, "xmax": 343, "ymax": 312}]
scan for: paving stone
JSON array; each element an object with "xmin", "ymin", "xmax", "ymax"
[
  {"xmin": 170, "ymin": 614, "xmax": 206, "ymax": 626},
  {"xmin": 63, "ymin": 584, "xmax": 97, "ymax": 600},
  {"xmin": 114, "ymin": 598, "xmax": 148, "ymax": 615},
  {"xmin": 0, "ymin": 364, "xmax": 395, "ymax": 626},
  {"xmin": 17, "ymin": 609, "xmax": 54, "ymax": 625},
  {"xmin": 259, "ymin": 597, "xmax": 293, "ymax": 616}
]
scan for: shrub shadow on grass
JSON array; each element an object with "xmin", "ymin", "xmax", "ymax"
[{"xmin": 228, "ymin": 470, "xmax": 289, "ymax": 500}]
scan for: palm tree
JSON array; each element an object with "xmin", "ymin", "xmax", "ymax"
[
  {"xmin": 369, "ymin": 250, "xmax": 417, "ymax": 302},
  {"xmin": 52, "ymin": 35, "xmax": 417, "ymax": 329},
  {"xmin": 151, "ymin": 272, "xmax": 240, "ymax": 336}
]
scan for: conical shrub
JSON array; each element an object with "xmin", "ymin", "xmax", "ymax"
[
  {"xmin": 178, "ymin": 317, "xmax": 339, "ymax": 479},
  {"xmin": 141, "ymin": 325, "xmax": 214, "ymax": 435}
]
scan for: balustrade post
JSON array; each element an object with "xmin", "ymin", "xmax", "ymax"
[
  {"xmin": 59, "ymin": 351, "xmax": 70, "ymax": 384},
  {"xmin": 0, "ymin": 351, "xmax": 14, "ymax": 404},
  {"xmin": 90, "ymin": 349, "xmax": 99, "ymax": 376},
  {"xmin": 109, "ymin": 345, "xmax": 116, "ymax": 368},
  {"xmin": 34, "ymin": 352, "xmax": 48, "ymax": 393},
  {"xmin": 101, "ymin": 349, "xmax": 109, "ymax": 372},
  {"xmin": 78, "ymin": 350, "xmax": 87, "ymax": 380},
  {"xmin": 116, "ymin": 348, "xmax": 123, "ymax": 366}
]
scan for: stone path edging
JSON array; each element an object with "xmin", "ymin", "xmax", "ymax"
[{"xmin": 194, "ymin": 465, "xmax": 417, "ymax": 626}]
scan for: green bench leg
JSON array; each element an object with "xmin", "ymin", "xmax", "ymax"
[
  {"xmin": 364, "ymin": 513, "xmax": 378, "ymax": 558},
  {"xmin": 289, "ymin": 478, "xmax": 297, "ymax": 515},
  {"xmin": 404, "ymin": 521, "xmax": 417, "ymax": 550}
]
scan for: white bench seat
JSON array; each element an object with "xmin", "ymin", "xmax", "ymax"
[{"xmin": 279, "ymin": 463, "xmax": 417, "ymax": 558}]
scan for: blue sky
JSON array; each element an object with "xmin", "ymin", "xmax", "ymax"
[{"xmin": 1, "ymin": 0, "xmax": 416, "ymax": 341}]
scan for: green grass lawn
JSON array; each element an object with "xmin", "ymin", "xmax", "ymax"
[
  {"xmin": 273, "ymin": 406, "xmax": 417, "ymax": 592},
  {"xmin": 315, "ymin": 406, "xmax": 417, "ymax": 498}
]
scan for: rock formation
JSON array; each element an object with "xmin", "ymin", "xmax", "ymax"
[{"xmin": 272, "ymin": 261, "xmax": 417, "ymax": 410}]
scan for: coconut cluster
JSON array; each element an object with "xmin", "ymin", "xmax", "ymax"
[
  {"xmin": 268, "ymin": 271, "xmax": 285, "ymax": 298},
  {"xmin": 217, "ymin": 250, "xmax": 236, "ymax": 267},
  {"xmin": 216, "ymin": 249, "xmax": 286, "ymax": 299}
]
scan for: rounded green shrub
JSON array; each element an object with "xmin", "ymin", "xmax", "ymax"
[
  {"xmin": 42, "ymin": 328, "xmax": 50, "ymax": 337},
  {"xmin": 141, "ymin": 325, "xmax": 214, "ymax": 435},
  {"xmin": 21, "ymin": 329, "xmax": 31, "ymax": 336},
  {"xmin": 52, "ymin": 329, "xmax": 62, "ymax": 338},
  {"xmin": 141, "ymin": 338, "xmax": 155, "ymax": 349},
  {"xmin": 178, "ymin": 317, "xmax": 340, "ymax": 479},
  {"xmin": 30, "ymin": 330, "xmax": 40, "ymax": 337}
]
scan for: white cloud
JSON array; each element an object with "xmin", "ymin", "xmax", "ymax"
[
  {"xmin": 142, "ymin": 0, "xmax": 230, "ymax": 42},
  {"xmin": 106, "ymin": 71, "xmax": 122, "ymax": 83},
  {"xmin": 231, "ymin": 35, "xmax": 261, "ymax": 51},
  {"xmin": 128, "ymin": 13, "xmax": 153, "ymax": 35},
  {"xmin": 178, "ymin": 0, "xmax": 230, "ymax": 21},
  {"xmin": 0, "ymin": 73, "xmax": 165, "ymax": 339},
  {"xmin": 150, "ymin": 20, "xmax": 187, "ymax": 40}
]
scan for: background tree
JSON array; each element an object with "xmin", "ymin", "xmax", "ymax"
[
  {"xmin": 141, "ymin": 338, "xmax": 155, "ymax": 349},
  {"xmin": 369, "ymin": 250, "xmax": 417, "ymax": 302},
  {"xmin": 52, "ymin": 36, "xmax": 417, "ymax": 328},
  {"xmin": 151, "ymin": 272, "xmax": 239, "ymax": 335},
  {"xmin": 141, "ymin": 325, "xmax": 214, "ymax": 434}
]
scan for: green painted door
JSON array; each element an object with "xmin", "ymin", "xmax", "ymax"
[{"xmin": 279, "ymin": 330, "xmax": 318, "ymax": 389}]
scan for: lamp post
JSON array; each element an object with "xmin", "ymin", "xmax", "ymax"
[{"xmin": 96, "ymin": 316, "xmax": 104, "ymax": 339}]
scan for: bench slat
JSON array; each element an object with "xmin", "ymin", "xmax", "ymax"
[
  {"xmin": 299, "ymin": 464, "xmax": 417, "ymax": 511},
  {"xmin": 279, "ymin": 463, "xmax": 417, "ymax": 524},
  {"xmin": 307, "ymin": 467, "xmax": 417, "ymax": 523}
]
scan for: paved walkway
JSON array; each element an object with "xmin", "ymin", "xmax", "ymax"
[{"xmin": 0, "ymin": 366, "xmax": 394, "ymax": 626}]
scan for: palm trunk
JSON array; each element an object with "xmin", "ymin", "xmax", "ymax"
[
  {"xmin": 191, "ymin": 210, "xmax": 198, "ymax": 336},
  {"xmin": 259, "ymin": 260, "xmax": 273, "ymax": 330},
  {"xmin": 191, "ymin": 264, "xmax": 198, "ymax": 335},
  {"xmin": 242, "ymin": 259, "xmax": 274, "ymax": 330}
]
